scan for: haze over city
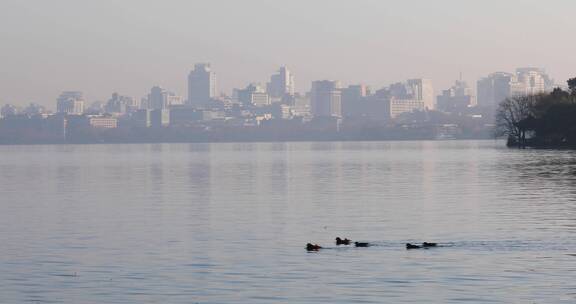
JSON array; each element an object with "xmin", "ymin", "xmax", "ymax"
[
  {"xmin": 1, "ymin": 0, "xmax": 575, "ymax": 106},
  {"xmin": 4, "ymin": 1, "xmax": 576, "ymax": 303}
]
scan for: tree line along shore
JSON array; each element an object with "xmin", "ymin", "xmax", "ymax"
[{"xmin": 497, "ymin": 78, "xmax": 576, "ymax": 148}]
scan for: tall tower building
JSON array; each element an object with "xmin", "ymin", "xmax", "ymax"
[
  {"xmin": 267, "ymin": 66, "xmax": 295, "ymax": 100},
  {"xmin": 477, "ymin": 72, "xmax": 517, "ymax": 108},
  {"xmin": 149, "ymin": 86, "xmax": 169, "ymax": 110},
  {"xmin": 311, "ymin": 80, "xmax": 342, "ymax": 118},
  {"xmin": 187, "ymin": 63, "xmax": 216, "ymax": 108},
  {"xmin": 406, "ymin": 79, "xmax": 434, "ymax": 110},
  {"xmin": 56, "ymin": 91, "xmax": 85, "ymax": 115}
]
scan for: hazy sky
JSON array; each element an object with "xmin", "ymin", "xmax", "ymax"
[{"xmin": 1, "ymin": 0, "xmax": 575, "ymax": 107}]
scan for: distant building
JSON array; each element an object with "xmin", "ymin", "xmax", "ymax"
[
  {"xmin": 56, "ymin": 91, "xmax": 85, "ymax": 115},
  {"xmin": 1, "ymin": 104, "xmax": 20, "ymax": 118},
  {"xmin": 105, "ymin": 93, "xmax": 137, "ymax": 114},
  {"xmin": 133, "ymin": 109, "xmax": 152, "ymax": 128},
  {"xmin": 477, "ymin": 72, "xmax": 516, "ymax": 109},
  {"xmin": 87, "ymin": 116, "xmax": 118, "ymax": 129},
  {"xmin": 406, "ymin": 79, "xmax": 434, "ymax": 110},
  {"xmin": 267, "ymin": 66, "xmax": 295, "ymax": 102},
  {"xmin": 366, "ymin": 79, "xmax": 433, "ymax": 119},
  {"xmin": 237, "ymin": 83, "xmax": 270, "ymax": 106},
  {"xmin": 167, "ymin": 94, "xmax": 184, "ymax": 107},
  {"xmin": 390, "ymin": 98, "xmax": 425, "ymax": 118},
  {"xmin": 201, "ymin": 110, "xmax": 225, "ymax": 121},
  {"xmin": 142, "ymin": 86, "xmax": 184, "ymax": 110},
  {"xmin": 151, "ymin": 109, "xmax": 170, "ymax": 127},
  {"xmin": 437, "ymin": 81, "xmax": 475, "ymax": 113},
  {"xmin": 169, "ymin": 106, "xmax": 202, "ymax": 126},
  {"xmin": 278, "ymin": 104, "xmax": 293, "ymax": 119},
  {"xmin": 341, "ymin": 84, "xmax": 369, "ymax": 118},
  {"xmin": 22, "ymin": 103, "xmax": 47, "ymax": 116},
  {"xmin": 149, "ymin": 86, "xmax": 168, "ymax": 110},
  {"xmin": 291, "ymin": 93, "xmax": 311, "ymax": 118},
  {"xmin": 187, "ymin": 63, "xmax": 216, "ymax": 108},
  {"xmin": 311, "ymin": 80, "xmax": 342, "ymax": 118},
  {"xmin": 477, "ymin": 68, "xmax": 553, "ymax": 109},
  {"xmin": 515, "ymin": 67, "xmax": 554, "ymax": 95}
]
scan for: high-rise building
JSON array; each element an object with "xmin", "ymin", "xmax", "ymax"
[
  {"xmin": 133, "ymin": 109, "xmax": 152, "ymax": 128},
  {"xmin": 149, "ymin": 86, "xmax": 168, "ymax": 110},
  {"xmin": 143, "ymin": 87, "xmax": 183, "ymax": 110},
  {"xmin": 515, "ymin": 67, "xmax": 554, "ymax": 95},
  {"xmin": 151, "ymin": 109, "xmax": 170, "ymax": 128},
  {"xmin": 477, "ymin": 68, "xmax": 553, "ymax": 109},
  {"xmin": 311, "ymin": 80, "xmax": 342, "ymax": 117},
  {"xmin": 187, "ymin": 63, "xmax": 216, "ymax": 108},
  {"xmin": 341, "ymin": 84, "xmax": 368, "ymax": 118},
  {"xmin": 477, "ymin": 72, "xmax": 519, "ymax": 109},
  {"xmin": 406, "ymin": 79, "xmax": 435, "ymax": 110},
  {"xmin": 56, "ymin": 91, "xmax": 85, "ymax": 115},
  {"xmin": 267, "ymin": 66, "xmax": 295, "ymax": 101},
  {"xmin": 437, "ymin": 81, "xmax": 475, "ymax": 112}
]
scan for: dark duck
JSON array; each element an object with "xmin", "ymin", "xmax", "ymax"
[
  {"xmin": 354, "ymin": 242, "xmax": 370, "ymax": 247},
  {"xmin": 335, "ymin": 237, "xmax": 351, "ymax": 245},
  {"xmin": 406, "ymin": 243, "xmax": 422, "ymax": 249},
  {"xmin": 306, "ymin": 243, "xmax": 322, "ymax": 251},
  {"xmin": 406, "ymin": 242, "xmax": 439, "ymax": 249}
]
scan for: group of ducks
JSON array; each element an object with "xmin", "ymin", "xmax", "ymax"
[{"xmin": 306, "ymin": 237, "xmax": 438, "ymax": 251}]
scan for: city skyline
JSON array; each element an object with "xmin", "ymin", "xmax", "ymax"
[
  {"xmin": 0, "ymin": 64, "xmax": 560, "ymax": 111},
  {"xmin": 1, "ymin": 0, "xmax": 575, "ymax": 106}
]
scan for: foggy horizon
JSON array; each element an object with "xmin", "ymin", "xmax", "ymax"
[
  {"xmin": 1, "ymin": 0, "xmax": 575, "ymax": 106},
  {"xmin": 3, "ymin": 2, "xmax": 576, "ymax": 302}
]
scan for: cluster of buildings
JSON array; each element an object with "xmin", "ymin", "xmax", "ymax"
[{"xmin": 0, "ymin": 65, "xmax": 556, "ymax": 143}]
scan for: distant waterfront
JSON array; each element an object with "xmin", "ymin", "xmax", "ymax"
[{"xmin": 0, "ymin": 115, "xmax": 494, "ymax": 145}]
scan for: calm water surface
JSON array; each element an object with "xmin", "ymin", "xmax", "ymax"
[{"xmin": 1, "ymin": 141, "xmax": 575, "ymax": 303}]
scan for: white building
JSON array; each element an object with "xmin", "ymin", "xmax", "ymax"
[
  {"xmin": 187, "ymin": 63, "xmax": 216, "ymax": 108},
  {"xmin": 390, "ymin": 98, "xmax": 425, "ymax": 118},
  {"xmin": 56, "ymin": 91, "xmax": 85, "ymax": 115},
  {"xmin": 406, "ymin": 79, "xmax": 434, "ymax": 110},
  {"xmin": 516, "ymin": 67, "xmax": 554, "ymax": 95},
  {"xmin": 237, "ymin": 83, "xmax": 270, "ymax": 107}
]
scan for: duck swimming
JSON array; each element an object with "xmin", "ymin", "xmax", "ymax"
[
  {"xmin": 335, "ymin": 237, "xmax": 351, "ymax": 245},
  {"xmin": 306, "ymin": 243, "xmax": 322, "ymax": 251},
  {"xmin": 406, "ymin": 243, "xmax": 422, "ymax": 249},
  {"xmin": 354, "ymin": 242, "xmax": 370, "ymax": 247}
]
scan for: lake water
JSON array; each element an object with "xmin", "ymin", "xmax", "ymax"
[{"xmin": 1, "ymin": 140, "xmax": 575, "ymax": 303}]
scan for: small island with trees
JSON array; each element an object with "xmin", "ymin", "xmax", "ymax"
[{"xmin": 497, "ymin": 78, "xmax": 576, "ymax": 148}]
